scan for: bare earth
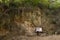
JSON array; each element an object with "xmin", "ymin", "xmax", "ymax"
[{"xmin": 3, "ymin": 35, "xmax": 60, "ymax": 40}]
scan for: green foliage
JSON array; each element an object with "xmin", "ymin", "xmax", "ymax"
[
  {"xmin": 19, "ymin": 0, "xmax": 40, "ymax": 7},
  {"xmin": 0, "ymin": 0, "xmax": 40, "ymax": 6},
  {"xmin": 39, "ymin": 0, "xmax": 49, "ymax": 6},
  {"xmin": 0, "ymin": 0, "xmax": 60, "ymax": 9}
]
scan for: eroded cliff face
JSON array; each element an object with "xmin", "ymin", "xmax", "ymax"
[
  {"xmin": 12, "ymin": 7, "xmax": 60, "ymax": 35},
  {"xmin": 0, "ymin": 7, "xmax": 42, "ymax": 37},
  {"xmin": 14, "ymin": 7, "xmax": 42, "ymax": 35},
  {"xmin": 1, "ymin": 7, "xmax": 60, "ymax": 40}
]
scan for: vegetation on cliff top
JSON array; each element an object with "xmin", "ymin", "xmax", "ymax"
[{"xmin": 0, "ymin": 0, "xmax": 60, "ymax": 8}]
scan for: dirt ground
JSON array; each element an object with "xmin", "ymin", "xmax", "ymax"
[{"xmin": 2, "ymin": 35, "xmax": 60, "ymax": 40}]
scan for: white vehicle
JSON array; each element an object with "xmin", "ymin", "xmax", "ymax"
[{"xmin": 35, "ymin": 27, "xmax": 43, "ymax": 32}]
